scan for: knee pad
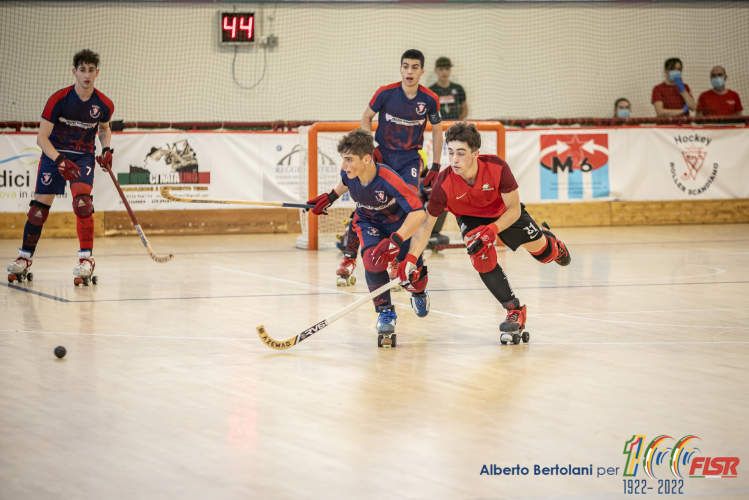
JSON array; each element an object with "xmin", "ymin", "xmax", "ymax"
[
  {"xmin": 470, "ymin": 244, "xmax": 497, "ymax": 273},
  {"xmin": 72, "ymin": 194, "xmax": 94, "ymax": 218},
  {"xmin": 531, "ymin": 234, "xmax": 559, "ymax": 264},
  {"xmin": 363, "ymin": 246, "xmax": 388, "ymax": 273},
  {"xmin": 403, "ymin": 266, "xmax": 428, "ymax": 293},
  {"xmin": 27, "ymin": 200, "xmax": 51, "ymax": 226}
]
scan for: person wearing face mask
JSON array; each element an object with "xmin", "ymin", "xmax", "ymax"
[
  {"xmin": 697, "ymin": 66, "xmax": 743, "ymax": 117},
  {"xmin": 652, "ymin": 58, "xmax": 697, "ymax": 117},
  {"xmin": 614, "ymin": 98, "xmax": 631, "ymax": 118}
]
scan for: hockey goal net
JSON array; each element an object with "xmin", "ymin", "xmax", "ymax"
[{"xmin": 296, "ymin": 121, "xmax": 506, "ymax": 250}]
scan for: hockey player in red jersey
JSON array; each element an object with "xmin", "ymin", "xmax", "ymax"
[{"xmin": 399, "ymin": 122, "xmax": 571, "ymax": 344}]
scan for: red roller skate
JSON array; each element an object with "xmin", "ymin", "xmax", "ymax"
[
  {"xmin": 500, "ymin": 302, "xmax": 529, "ymax": 345},
  {"xmin": 336, "ymin": 256, "xmax": 357, "ymax": 286}
]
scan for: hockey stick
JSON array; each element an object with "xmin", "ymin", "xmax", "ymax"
[
  {"xmin": 257, "ymin": 278, "xmax": 401, "ymax": 350},
  {"xmin": 105, "ymin": 166, "xmax": 175, "ymax": 263},
  {"xmin": 160, "ymin": 186, "xmax": 316, "ymax": 210}
]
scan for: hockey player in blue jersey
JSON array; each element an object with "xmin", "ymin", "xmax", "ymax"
[
  {"xmin": 307, "ymin": 129, "xmax": 429, "ymax": 347},
  {"xmin": 7, "ymin": 49, "xmax": 115, "ymax": 286},
  {"xmin": 335, "ymin": 49, "xmax": 444, "ymax": 288}
]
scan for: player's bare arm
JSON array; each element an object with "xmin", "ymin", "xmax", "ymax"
[
  {"xmin": 36, "ymin": 119, "xmax": 60, "ymax": 162},
  {"xmin": 361, "ymin": 106, "xmax": 376, "ymax": 133},
  {"xmin": 333, "ymin": 180, "xmax": 349, "ymax": 198},
  {"xmin": 98, "ymin": 121, "xmax": 111, "ymax": 150},
  {"xmin": 406, "ymin": 211, "xmax": 440, "ymax": 259},
  {"xmin": 654, "ymin": 101, "xmax": 689, "ymax": 117}
]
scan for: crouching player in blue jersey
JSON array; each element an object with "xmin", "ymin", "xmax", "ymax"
[
  {"xmin": 6, "ymin": 49, "xmax": 114, "ymax": 286},
  {"xmin": 307, "ymin": 129, "xmax": 429, "ymax": 346},
  {"xmin": 334, "ymin": 49, "xmax": 443, "ymax": 288}
]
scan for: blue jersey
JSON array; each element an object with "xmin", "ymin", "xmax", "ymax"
[
  {"xmin": 341, "ymin": 163, "xmax": 424, "ymax": 225},
  {"xmin": 41, "ymin": 85, "xmax": 114, "ymax": 154},
  {"xmin": 369, "ymin": 82, "xmax": 441, "ymax": 151}
]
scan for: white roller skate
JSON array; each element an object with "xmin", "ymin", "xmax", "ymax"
[
  {"xmin": 7, "ymin": 249, "xmax": 33, "ymax": 284},
  {"xmin": 336, "ymin": 255, "xmax": 357, "ymax": 286},
  {"xmin": 73, "ymin": 250, "xmax": 98, "ymax": 287},
  {"xmin": 499, "ymin": 303, "xmax": 529, "ymax": 345},
  {"xmin": 376, "ymin": 305, "xmax": 397, "ymax": 348}
]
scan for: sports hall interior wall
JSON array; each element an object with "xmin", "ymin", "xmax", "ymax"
[
  {"xmin": 1, "ymin": 2, "xmax": 748, "ymax": 122},
  {"xmin": 1, "ymin": 200, "xmax": 747, "ymax": 240}
]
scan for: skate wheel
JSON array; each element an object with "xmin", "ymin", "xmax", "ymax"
[
  {"xmin": 349, "ymin": 276, "xmax": 356, "ymax": 286},
  {"xmin": 74, "ymin": 278, "xmax": 83, "ymax": 286},
  {"xmin": 27, "ymin": 272, "xmax": 33, "ymax": 282},
  {"xmin": 391, "ymin": 334, "xmax": 397, "ymax": 347},
  {"xmin": 500, "ymin": 340, "xmax": 507, "ymax": 345},
  {"xmin": 378, "ymin": 334, "xmax": 394, "ymax": 348},
  {"xmin": 92, "ymin": 276, "xmax": 98, "ymax": 285},
  {"xmin": 336, "ymin": 277, "xmax": 347, "ymax": 287},
  {"xmin": 512, "ymin": 333, "xmax": 521, "ymax": 345},
  {"xmin": 8, "ymin": 274, "xmax": 17, "ymax": 283},
  {"xmin": 522, "ymin": 331, "xmax": 530, "ymax": 343}
]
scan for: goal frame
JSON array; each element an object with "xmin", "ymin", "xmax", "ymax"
[{"xmin": 305, "ymin": 121, "xmax": 506, "ymax": 250}]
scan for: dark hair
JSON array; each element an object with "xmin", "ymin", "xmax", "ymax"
[
  {"xmin": 337, "ymin": 128, "xmax": 374, "ymax": 159},
  {"xmin": 401, "ymin": 49, "xmax": 425, "ymax": 69},
  {"xmin": 445, "ymin": 122, "xmax": 481, "ymax": 152},
  {"xmin": 614, "ymin": 98, "xmax": 630, "ymax": 110},
  {"xmin": 664, "ymin": 57, "xmax": 682, "ymax": 71},
  {"xmin": 73, "ymin": 49, "xmax": 100, "ymax": 68}
]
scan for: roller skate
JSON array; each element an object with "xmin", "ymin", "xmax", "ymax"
[
  {"xmin": 73, "ymin": 250, "xmax": 98, "ymax": 287},
  {"xmin": 336, "ymin": 255, "xmax": 357, "ymax": 286},
  {"xmin": 499, "ymin": 302, "xmax": 529, "ymax": 345},
  {"xmin": 410, "ymin": 291, "xmax": 430, "ymax": 318},
  {"xmin": 541, "ymin": 222, "xmax": 571, "ymax": 266},
  {"xmin": 426, "ymin": 233, "xmax": 450, "ymax": 253},
  {"xmin": 376, "ymin": 305, "xmax": 397, "ymax": 348},
  {"xmin": 7, "ymin": 250, "xmax": 33, "ymax": 284}
]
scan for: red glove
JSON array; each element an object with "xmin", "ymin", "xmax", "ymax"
[
  {"xmin": 421, "ymin": 163, "xmax": 440, "ymax": 193},
  {"xmin": 371, "ymin": 232, "xmax": 404, "ymax": 267},
  {"xmin": 56, "ymin": 154, "xmax": 81, "ymax": 181},
  {"xmin": 96, "ymin": 147, "xmax": 113, "ymax": 171},
  {"xmin": 465, "ymin": 224, "xmax": 499, "ymax": 256},
  {"xmin": 306, "ymin": 189, "xmax": 339, "ymax": 215},
  {"xmin": 397, "ymin": 254, "xmax": 419, "ymax": 284}
]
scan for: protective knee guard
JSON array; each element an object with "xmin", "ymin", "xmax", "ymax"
[
  {"xmin": 469, "ymin": 243, "xmax": 497, "ymax": 273},
  {"xmin": 363, "ymin": 245, "xmax": 388, "ymax": 273},
  {"xmin": 530, "ymin": 234, "xmax": 559, "ymax": 264},
  {"xmin": 27, "ymin": 200, "xmax": 51, "ymax": 226},
  {"xmin": 72, "ymin": 194, "xmax": 94, "ymax": 218},
  {"xmin": 402, "ymin": 266, "xmax": 428, "ymax": 293}
]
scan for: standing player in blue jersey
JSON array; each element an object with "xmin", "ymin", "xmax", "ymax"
[
  {"xmin": 334, "ymin": 49, "xmax": 443, "ymax": 287},
  {"xmin": 7, "ymin": 49, "xmax": 115, "ymax": 286},
  {"xmin": 307, "ymin": 129, "xmax": 429, "ymax": 347}
]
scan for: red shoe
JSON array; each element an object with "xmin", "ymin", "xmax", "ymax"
[
  {"xmin": 500, "ymin": 303, "xmax": 527, "ymax": 332},
  {"xmin": 336, "ymin": 256, "xmax": 357, "ymax": 286}
]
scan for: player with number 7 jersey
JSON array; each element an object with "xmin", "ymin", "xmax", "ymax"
[
  {"xmin": 402, "ymin": 122, "xmax": 573, "ymax": 345},
  {"xmin": 7, "ymin": 49, "xmax": 115, "ymax": 287}
]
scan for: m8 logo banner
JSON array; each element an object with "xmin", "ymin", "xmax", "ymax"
[{"xmin": 539, "ymin": 133, "xmax": 609, "ymax": 200}]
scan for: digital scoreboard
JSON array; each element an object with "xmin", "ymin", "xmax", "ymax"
[{"xmin": 220, "ymin": 13, "xmax": 255, "ymax": 44}]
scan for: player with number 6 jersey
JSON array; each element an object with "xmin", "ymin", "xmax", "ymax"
[
  {"xmin": 402, "ymin": 122, "xmax": 573, "ymax": 345},
  {"xmin": 6, "ymin": 49, "xmax": 115, "ymax": 287}
]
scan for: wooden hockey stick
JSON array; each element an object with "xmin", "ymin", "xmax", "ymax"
[
  {"xmin": 257, "ymin": 278, "xmax": 401, "ymax": 350},
  {"xmin": 105, "ymin": 167, "xmax": 175, "ymax": 263},
  {"xmin": 160, "ymin": 186, "xmax": 316, "ymax": 210}
]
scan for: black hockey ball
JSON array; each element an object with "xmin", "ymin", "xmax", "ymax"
[{"xmin": 54, "ymin": 346, "xmax": 66, "ymax": 359}]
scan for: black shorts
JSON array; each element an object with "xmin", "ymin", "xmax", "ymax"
[{"xmin": 456, "ymin": 204, "xmax": 543, "ymax": 251}]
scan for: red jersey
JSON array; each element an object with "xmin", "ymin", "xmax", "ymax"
[
  {"xmin": 427, "ymin": 155, "xmax": 519, "ymax": 219},
  {"xmin": 652, "ymin": 82, "xmax": 692, "ymax": 114},
  {"xmin": 697, "ymin": 89, "xmax": 743, "ymax": 116}
]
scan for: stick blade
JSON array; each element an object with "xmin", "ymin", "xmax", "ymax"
[
  {"xmin": 257, "ymin": 325, "xmax": 297, "ymax": 350},
  {"xmin": 149, "ymin": 251, "xmax": 175, "ymax": 264}
]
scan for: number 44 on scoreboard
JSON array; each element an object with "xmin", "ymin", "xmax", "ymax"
[{"xmin": 220, "ymin": 13, "xmax": 254, "ymax": 44}]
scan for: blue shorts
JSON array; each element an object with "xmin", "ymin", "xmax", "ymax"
[
  {"xmin": 353, "ymin": 215, "xmax": 424, "ymax": 267},
  {"xmin": 35, "ymin": 151, "xmax": 95, "ymax": 195},
  {"xmin": 379, "ymin": 148, "xmax": 422, "ymax": 190}
]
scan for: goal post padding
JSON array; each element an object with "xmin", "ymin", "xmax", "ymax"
[{"xmin": 297, "ymin": 121, "xmax": 506, "ymax": 250}]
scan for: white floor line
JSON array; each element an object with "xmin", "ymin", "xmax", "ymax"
[
  {"xmin": 213, "ymin": 265, "xmax": 466, "ymax": 317},
  {"xmin": 556, "ymin": 314, "xmax": 749, "ymax": 330},
  {"xmin": 3, "ymin": 329, "xmax": 748, "ymax": 346}
]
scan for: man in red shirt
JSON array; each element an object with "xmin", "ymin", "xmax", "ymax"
[
  {"xmin": 398, "ymin": 123, "xmax": 571, "ymax": 345},
  {"xmin": 697, "ymin": 66, "xmax": 744, "ymax": 117},
  {"xmin": 652, "ymin": 58, "xmax": 696, "ymax": 117}
]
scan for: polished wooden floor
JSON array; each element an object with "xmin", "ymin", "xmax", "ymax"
[{"xmin": 1, "ymin": 225, "xmax": 748, "ymax": 500}]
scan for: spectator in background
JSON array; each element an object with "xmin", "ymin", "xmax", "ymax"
[
  {"xmin": 697, "ymin": 66, "xmax": 743, "ymax": 117},
  {"xmin": 429, "ymin": 57, "xmax": 468, "ymax": 120},
  {"xmin": 652, "ymin": 58, "xmax": 697, "ymax": 116},
  {"xmin": 614, "ymin": 98, "xmax": 631, "ymax": 118}
]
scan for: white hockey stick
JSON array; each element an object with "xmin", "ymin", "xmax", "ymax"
[
  {"xmin": 160, "ymin": 186, "xmax": 316, "ymax": 210},
  {"xmin": 257, "ymin": 278, "xmax": 401, "ymax": 350},
  {"xmin": 106, "ymin": 167, "xmax": 175, "ymax": 263}
]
